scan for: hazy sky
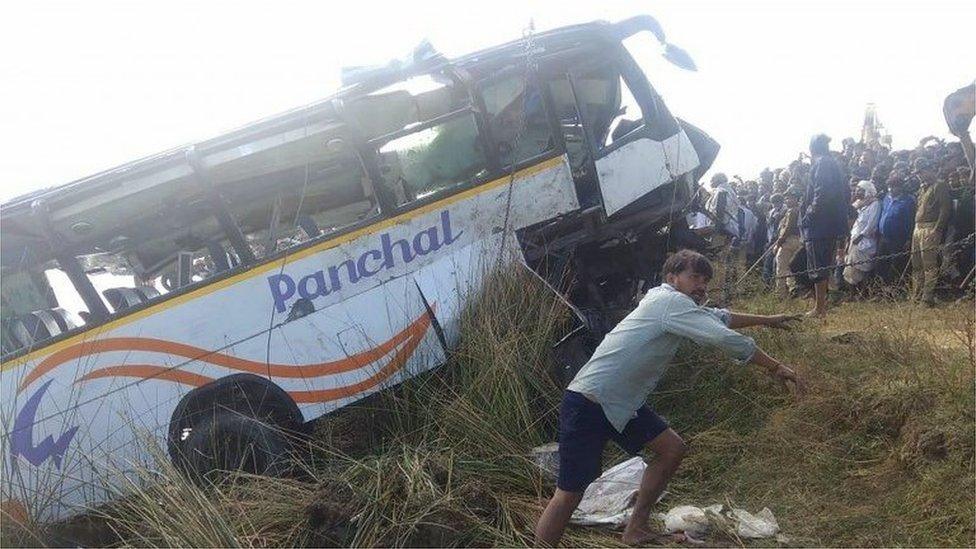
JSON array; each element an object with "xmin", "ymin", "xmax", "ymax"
[{"xmin": 1, "ymin": 0, "xmax": 973, "ymax": 202}]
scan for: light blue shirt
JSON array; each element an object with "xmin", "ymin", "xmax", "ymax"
[{"xmin": 567, "ymin": 283, "xmax": 757, "ymax": 432}]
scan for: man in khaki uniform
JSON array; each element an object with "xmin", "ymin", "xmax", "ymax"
[
  {"xmin": 774, "ymin": 188, "xmax": 803, "ymax": 297},
  {"xmin": 910, "ymin": 158, "xmax": 952, "ymax": 305}
]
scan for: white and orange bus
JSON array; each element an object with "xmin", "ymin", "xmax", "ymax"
[{"xmin": 1, "ymin": 15, "xmax": 717, "ymax": 521}]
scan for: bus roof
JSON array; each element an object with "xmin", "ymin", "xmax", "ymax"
[
  {"xmin": 1, "ymin": 17, "xmax": 657, "ymax": 214},
  {"xmin": 1, "ymin": 16, "xmax": 672, "ymax": 274}
]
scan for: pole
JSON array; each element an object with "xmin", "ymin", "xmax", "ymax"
[
  {"xmin": 961, "ymin": 266, "xmax": 975, "ymax": 289},
  {"xmin": 735, "ymin": 241, "xmax": 778, "ymax": 285}
]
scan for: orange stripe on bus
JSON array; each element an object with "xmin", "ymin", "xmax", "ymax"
[
  {"xmin": 20, "ymin": 307, "xmax": 433, "ymax": 392},
  {"xmin": 72, "ymin": 310, "xmax": 429, "ymax": 404},
  {"xmin": 0, "ymin": 498, "xmax": 29, "ymax": 527},
  {"xmin": 76, "ymin": 365, "xmax": 215, "ymax": 387},
  {"xmin": 288, "ymin": 311, "xmax": 427, "ymax": 403}
]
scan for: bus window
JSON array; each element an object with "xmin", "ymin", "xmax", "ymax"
[
  {"xmin": 568, "ymin": 64, "xmax": 647, "ymax": 151},
  {"xmin": 620, "ymin": 34, "xmax": 681, "ymax": 141},
  {"xmin": 547, "ymin": 76, "xmax": 587, "ymax": 167},
  {"xmin": 481, "ymin": 76, "xmax": 555, "ymax": 168},
  {"xmin": 219, "ymin": 137, "xmax": 380, "ymax": 257},
  {"xmin": 558, "ymin": 64, "xmax": 612, "ymax": 152},
  {"xmin": 348, "ymin": 74, "xmax": 469, "ymax": 142},
  {"xmin": 44, "ymin": 267, "xmax": 102, "ymax": 318},
  {"xmin": 547, "ymin": 74, "xmax": 601, "ymax": 208},
  {"xmin": 376, "ymin": 112, "xmax": 488, "ymax": 206},
  {"xmin": 348, "ymin": 70, "xmax": 491, "ymax": 209},
  {"xmin": 1, "ymin": 261, "xmax": 84, "ymax": 355},
  {"xmin": 64, "ymin": 184, "xmax": 233, "ymax": 307},
  {"xmin": 603, "ymin": 75, "xmax": 645, "ymax": 148},
  {"xmin": 562, "ymin": 61, "xmax": 677, "ymax": 151}
]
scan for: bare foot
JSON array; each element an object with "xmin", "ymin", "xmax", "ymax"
[
  {"xmin": 622, "ymin": 531, "xmax": 705, "ymax": 546},
  {"xmin": 621, "ymin": 527, "xmax": 658, "ymax": 546},
  {"xmin": 673, "ymin": 532, "xmax": 706, "ymax": 545}
]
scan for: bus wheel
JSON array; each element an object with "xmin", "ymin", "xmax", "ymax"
[
  {"xmin": 176, "ymin": 411, "xmax": 293, "ymax": 483},
  {"xmin": 167, "ymin": 374, "xmax": 305, "ymax": 483}
]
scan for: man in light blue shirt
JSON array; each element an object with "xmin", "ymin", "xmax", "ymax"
[{"xmin": 535, "ymin": 250, "xmax": 804, "ymax": 546}]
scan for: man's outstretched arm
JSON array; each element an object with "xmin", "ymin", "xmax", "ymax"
[
  {"xmin": 666, "ymin": 302, "xmax": 805, "ymax": 395},
  {"xmin": 748, "ymin": 347, "xmax": 805, "ymax": 394},
  {"xmin": 728, "ymin": 312, "xmax": 801, "ymax": 330}
]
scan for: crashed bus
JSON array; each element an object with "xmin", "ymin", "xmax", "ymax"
[{"xmin": 0, "ymin": 15, "xmax": 717, "ymax": 520}]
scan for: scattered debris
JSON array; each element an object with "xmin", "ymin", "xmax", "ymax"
[
  {"xmin": 532, "ymin": 450, "xmax": 782, "ymax": 540},
  {"xmin": 566, "ymin": 456, "xmax": 665, "ymax": 527},
  {"xmin": 529, "ymin": 447, "xmax": 650, "ymax": 526},
  {"xmin": 660, "ymin": 503, "xmax": 780, "ymax": 539},
  {"xmin": 530, "ymin": 442, "xmax": 560, "ymax": 481}
]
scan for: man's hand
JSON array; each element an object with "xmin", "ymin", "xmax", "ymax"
[
  {"xmin": 766, "ymin": 314, "xmax": 802, "ymax": 330},
  {"xmin": 770, "ymin": 363, "xmax": 805, "ymax": 395}
]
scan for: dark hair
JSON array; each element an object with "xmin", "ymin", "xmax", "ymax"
[
  {"xmin": 809, "ymin": 133, "xmax": 831, "ymax": 156},
  {"xmin": 662, "ymin": 249, "xmax": 714, "ymax": 281}
]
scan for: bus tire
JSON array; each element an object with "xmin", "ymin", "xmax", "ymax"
[
  {"xmin": 167, "ymin": 373, "xmax": 304, "ymax": 482},
  {"xmin": 178, "ymin": 411, "xmax": 293, "ymax": 483}
]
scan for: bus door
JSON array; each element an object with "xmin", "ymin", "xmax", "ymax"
[{"xmin": 561, "ymin": 55, "xmax": 700, "ymax": 217}]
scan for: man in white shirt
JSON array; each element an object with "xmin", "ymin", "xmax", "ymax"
[
  {"xmin": 534, "ymin": 250, "xmax": 804, "ymax": 547},
  {"xmin": 705, "ymin": 173, "xmax": 742, "ymax": 242}
]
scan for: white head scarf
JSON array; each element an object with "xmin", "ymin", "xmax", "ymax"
[
  {"xmin": 853, "ymin": 180, "xmax": 877, "ymax": 209},
  {"xmin": 856, "ymin": 180, "xmax": 877, "ymax": 199}
]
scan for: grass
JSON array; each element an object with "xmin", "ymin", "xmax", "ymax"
[
  {"xmin": 3, "ymin": 265, "xmax": 974, "ymax": 547},
  {"xmin": 654, "ymin": 290, "xmax": 975, "ymax": 546}
]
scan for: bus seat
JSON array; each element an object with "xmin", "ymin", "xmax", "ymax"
[
  {"xmin": 103, "ymin": 287, "xmax": 144, "ymax": 312},
  {"xmin": 9, "ymin": 318, "xmax": 38, "ymax": 348},
  {"xmin": 11, "ymin": 309, "xmax": 64, "ymax": 346},
  {"xmin": 104, "ymin": 286, "xmax": 160, "ymax": 313},
  {"xmin": 207, "ymin": 241, "xmax": 231, "ymax": 273},
  {"xmin": 7, "ymin": 308, "xmax": 85, "ymax": 349},
  {"xmin": 134, "ymin": 286, "xmax": 160, "ymax": 302},
  {"xmin": 48, "ymin": 307, "xmax": 84, "ymax": 332},
  {"xmin": 297, "ymin": 215, "xmax": 321, "ymax": 238}
]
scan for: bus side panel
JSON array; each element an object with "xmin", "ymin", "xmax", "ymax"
[
  {"xmin": 412, "ymin": 238, "xmax": 492, "ymax": 350},
  {"xmin": 409, "ymin": 156, "xmax": 580, "ymax": 370},
  {"xmin": 250, "ymin": 274, "xmax": 448, "ymax": 421},
  {"xmin": 1, "ymin": 340, "xmax": 215, "ymax": 520},
  {"xmin": 241, "ymin": 155, "xmax": 579, "ymax": 421},
  {"xmin": 0, "ymin": 154, "xmax": 579, "ymax": 521}
]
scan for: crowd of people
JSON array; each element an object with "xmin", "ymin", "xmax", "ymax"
[
  {"xmin": 687, "ymin": 133, "xmax": 975, "ymax": 315},
  {"xmin": 534, "ymin": 129, "xmax": 975, "ymax": 547}
]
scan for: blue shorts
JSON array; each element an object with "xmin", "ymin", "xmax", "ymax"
[{"xmin": 557, "ymin": 390, "xmax": 668, "ymax": 492}]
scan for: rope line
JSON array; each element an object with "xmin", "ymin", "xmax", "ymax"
[
  {"xmin": 753, "ymin": 233, "xmax": 975, "ymax": 282},
  {"xmin": 497, "ymin": 21, "xmax": 538, "ymax": 266}
]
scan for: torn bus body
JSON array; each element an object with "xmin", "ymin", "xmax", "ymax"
[{"xmin": 0, "ymin": 16, "xmax": 718, "ymax": 520}]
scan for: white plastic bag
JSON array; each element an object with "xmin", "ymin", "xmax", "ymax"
[{"xmin": 662, "ymin": 503, "xmax": 779, "ymax": 539}]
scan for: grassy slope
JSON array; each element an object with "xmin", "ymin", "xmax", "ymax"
[
  {"xmin": 651, "ymin": 291, "xmax": 974, "ymax": 547},
  {"xmin": 6, "ymin": 270, "xmax": 974, "ymax": 547}
]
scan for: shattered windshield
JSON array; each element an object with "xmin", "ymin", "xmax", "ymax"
[
  {"xmin": 619, "ymin": 35, "xmax": 681, "ymax": 140},
  {"xmin": 378, "ymin": 113, "xmax": 487, "ymax": 203}
]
